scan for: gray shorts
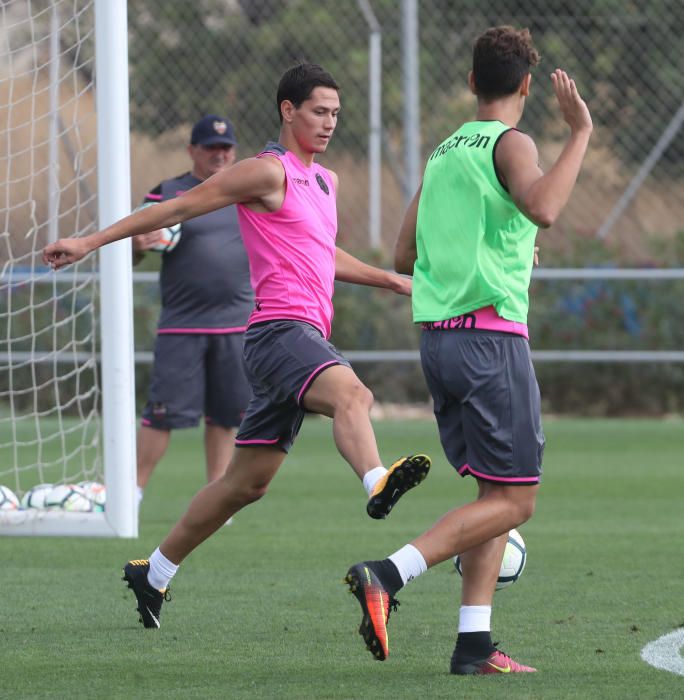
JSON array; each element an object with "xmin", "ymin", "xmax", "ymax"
[
  {"xmin": 420, "ymin": 329, "xmax": 544, "ymax": 483},
  {"xmin": 235, "ymin": 320, "xmax": 351, "ymax": 452},
  {"xmin": 142, "ymin": 333, "xmax": 250, "ymax": 430}
]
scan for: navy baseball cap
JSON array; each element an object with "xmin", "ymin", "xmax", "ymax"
[{"xmin": 190, "ymin": 115, "xmax": 237, "ymax": 146}]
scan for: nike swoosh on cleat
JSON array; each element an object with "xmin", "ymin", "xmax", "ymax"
[
  {"xmin": 486, "ymin": 662, "xmax": 511, "ymax": 673},
  {"xmin": 146, "ymin": 606, "xmax": 160, "ymax": 628}
]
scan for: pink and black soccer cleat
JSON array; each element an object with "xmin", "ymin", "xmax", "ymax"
[{"xmin": 451, "ymin": 647, "xmax": 537, "ymax": 675}]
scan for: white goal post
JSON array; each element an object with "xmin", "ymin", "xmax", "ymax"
[{"xmin": 0, "ymin": 0, "xmax": 137, "ymax": 537}]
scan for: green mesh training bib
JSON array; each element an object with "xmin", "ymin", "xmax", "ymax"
[{"xmin": 413, "ymin": 120, "xmax": 538, "ymax": 324}]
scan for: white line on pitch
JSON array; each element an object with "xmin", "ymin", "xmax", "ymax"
[{"xmin": 641, "ymin": 629, "xmax": 684, "ymax": 676}]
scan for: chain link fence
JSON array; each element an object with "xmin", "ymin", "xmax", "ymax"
[
  {"xmin": 2, "ymin": 0, "xmax": 684, "ymax": 414},
  {"xmin": 3, "ymin": 0, "xmax": 683, "ymax": 259},
  {"xmin": 124, "ymin": 0, "xmax": 684, "ymax": 258}
]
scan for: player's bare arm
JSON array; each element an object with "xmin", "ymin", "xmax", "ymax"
[
  {"xmin": 335, "ymin": 247, "xmax": 411, "ymax": 296},
  {"xmin": 394, "ymin": 185, "xmax": 422, "ymax": 274},
  {"xmin": 329, "ymin": 169, "xmax": 339, "ymax": 195},
  {"xmin": 497, "ymin": 69, "xmax": 592, "ymax": 228},
  {"xmin": 43, "ymin": 157, "xmax": 284, "ymax": 270},
  {"xmin": 331, "ymin": 167, "xmax": 410, "ymax": 295}
]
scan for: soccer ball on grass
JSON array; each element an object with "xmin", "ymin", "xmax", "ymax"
[
  {"xmin": 454, "ymin": 528, "xmax": 527, "ymax": 590},
  {"xmin": 43, "ymin": 484, "xmax": 93, "ymax": 512},
  {"xmin": 78, "ymin": 481, "xmax": 106, "ymax": 511},
  {"xmin": 20, "ymin": 483, "xmax": 54, "ymax": 509}
]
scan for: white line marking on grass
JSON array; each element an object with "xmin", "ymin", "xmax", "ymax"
[{"xmin": 641, "ymin": 629, "xmax": 684, "ymax": 676}]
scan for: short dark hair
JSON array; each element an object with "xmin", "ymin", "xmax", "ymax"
[
  {"xmin": 472, "ymin": 26, "xmax": 540, "ymax": 100},
  {"xmin": 276, "ymin": 63, "xmax": 340, "ymax": 123}
]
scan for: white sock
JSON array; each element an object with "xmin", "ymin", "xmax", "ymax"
[
  {"xmin": 458, "ymin": 605, "xmax": 492, "ymax": 633},
  {"xmin": 147, "ymin": 547, "xmax": 179, "ymax": 591},
  {"xmin": 362, "ymin": 466, "xmax": 387, "ymax": 495},
  {"xmin": 388, "ymin": 544, "xmax": 427, "ymax": 586},
  {"xmin": 136, "ymin": 486, "xmax": 144, "ymax": 504}
]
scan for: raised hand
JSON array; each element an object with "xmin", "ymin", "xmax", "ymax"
[{"xmin": 550, "ymin": 68, "xmax": 593, "ymax": 134}]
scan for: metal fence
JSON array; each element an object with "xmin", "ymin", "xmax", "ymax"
[
  {"xmin": 3, "ymin": 1, "xmax": 683, "ymax": 259},
  {"xmin": 4, "ymin": 266, "xmax": 684, "ymax": 360},
  {"xmin": 2, "ymin": 0, "xmax": 684, "ymax": 417},
  {"xmin": 123, "ymin": 0, "xmax": 684, "ymax": 258}
]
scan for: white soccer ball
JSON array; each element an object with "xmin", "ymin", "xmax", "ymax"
[
  {"xmin": 136, "ymin": 202, "xmax": 182, "ymax": 253},
  {"xmin": 0, "ymin": 485, "xmax": 20, "ymax": 510},
  {"xmin": 20, "ymin": 483, "xmax": 54, "ymax": 509},
  {"xmin": 454, "ymin": 528, "xmax": 527, "ymax": 591},
  {"xmin": 78, "ymin": 481, "xmax": 106, "ymax": 511},
  {"xmin": 150, "ymin": 223, "xmax": 182, "ymax": 253},
  {"xmin": 44, "ymin": 484, "xmax": 93, "ymax": 512}
]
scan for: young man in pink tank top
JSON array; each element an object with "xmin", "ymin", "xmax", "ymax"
[{"xmin": 44, "ymin": 63, "xmax": 431, "ymax": 631}]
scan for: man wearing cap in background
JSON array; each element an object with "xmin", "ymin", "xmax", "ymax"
[{"xmin": 132, "ymin": 115, "xmax": 253, "ymax": 518}]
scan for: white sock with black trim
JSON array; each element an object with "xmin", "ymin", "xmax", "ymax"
[{"xmin": 388, "ymin": 544, "xmax": 428, "ymax": 586}]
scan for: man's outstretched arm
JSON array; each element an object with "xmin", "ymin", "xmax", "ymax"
[
  {"xmin": 43, "ymin": 157, "xmax": 284, "ymax": 269},
  {"xmin": 335, "ymin": 247, "xmax": 411, "ymax": 296}
]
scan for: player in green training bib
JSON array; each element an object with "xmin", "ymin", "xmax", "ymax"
[
  {"xmin": 414, "ymin": 118, "xmax": 538, "ymax": 324},
  {"xmin": 346, "ymin": 26, "xmax": 593, "ymax": 674}
]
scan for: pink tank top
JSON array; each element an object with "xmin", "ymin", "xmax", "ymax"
[{"xmin": 236, "ymin": 143, "xmax": 338, "ymax": 338}]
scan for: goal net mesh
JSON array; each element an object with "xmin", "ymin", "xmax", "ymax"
[{"xmin": 0, "ymin": 0, "xmax": 101, "ymax": 504}]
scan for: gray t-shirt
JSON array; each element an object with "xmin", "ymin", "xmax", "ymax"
[{"xmin": 144, "ymin": 172, "xmax": 253, "ymax": 331}]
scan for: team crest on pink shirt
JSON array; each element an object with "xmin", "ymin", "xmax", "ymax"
[{"xmin": 316, "ymin": 173, "xmax": 329, "ymax": 195}]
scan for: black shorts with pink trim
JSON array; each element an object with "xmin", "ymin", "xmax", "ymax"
[
  {"xmin": 235, "ymin": 320, "xmax": 351, "ymax": 452},
  {"xmin": 420, "ymin": 328, "xmax": 544, "ymax": 484}
]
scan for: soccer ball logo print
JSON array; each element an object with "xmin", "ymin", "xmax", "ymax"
[{"xmin": 0, "ymin": 485, "xmax": 20, "ymax": 510}]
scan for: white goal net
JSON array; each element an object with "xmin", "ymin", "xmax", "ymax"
[{"xmin": 0, "ymin": 0, "xmax": 137, "ymax": 536}]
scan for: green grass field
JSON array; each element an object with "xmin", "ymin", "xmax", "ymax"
[{"xmin": 1, "ymin": 417, "xmax": 683, "ymax": 699}]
